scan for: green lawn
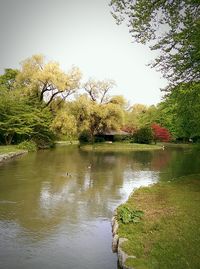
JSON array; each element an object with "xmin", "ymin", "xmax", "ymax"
[
  {"xmin": 80, "ymin": 142, "xmax": 162, "ymax": 151},
  {"xmin": 0, "ymin": 145, "xmax": 24, "ymax": 154},
  {"xmin": 117, "ymin": 175, "xmax": 200, "ymax": 269}
]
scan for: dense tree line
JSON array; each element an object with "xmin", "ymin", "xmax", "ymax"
[
  {"xmin": 109, "ymin": 0, "xmax": 200, "ymax": 142},
  {"xmin": 0, "ymin": 53, "xmax": 199, "ymax": 148}
]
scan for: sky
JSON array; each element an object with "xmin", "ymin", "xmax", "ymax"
[{"xmin": 0, "ymin": 0, "xmax": 167, "ymax": 105}]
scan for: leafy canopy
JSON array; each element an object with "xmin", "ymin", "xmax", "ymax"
[
  {"xmin": 16, "ymin": 54, "xmax": 82, "ymax": 106},
  {"xmin": 110, "ymin": 0, "xmax": 200, "ymax": 87}
]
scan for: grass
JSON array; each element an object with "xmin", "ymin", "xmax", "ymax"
[
  {"xmin": 161, "ymin": 142, "xmax": 194, "ymax": 149},
  {"xmin": 117, "ymin": 175, "xmax": 200, "ymax": 269},
  {"xmin": 80, "ymin": 142, "xmax": 162, "ymax": 151},
  {"xmin": 55, "ymin": 140, "xmax": 79, "ymax": 145},
  {"xmin": 0, "ymin": 145, "xmax": 25, "ymax": 154}
]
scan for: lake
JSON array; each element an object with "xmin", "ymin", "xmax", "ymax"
[{"xmin": 0, "ymin": 145, "xmax": 199, "ymax": 269}]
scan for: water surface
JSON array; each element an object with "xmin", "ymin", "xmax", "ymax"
[{"xmin": 0, "ymin": 145, "xmax": 199, "ymax": 269}]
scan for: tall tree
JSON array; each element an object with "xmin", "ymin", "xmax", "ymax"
[
  {"xmin": 69, "ymin": 95, "xmax": 124, "ymax": 141},
  {"xmin": 162, "ymin": 82, "xmax": 200, "ymax": 140},
  {"xmin": 16, "ymin": 54, "xmax": 82, "ymax": 106},
  {"xmin": 110, "ymin": 0, "xmax": 200, "ymax": 87},
  {"xmin": 51, "ymin": 110, "xmax": 77, "ymax": 141},
  {"xmin": 0, "ymin": 89, "xmax": 54, "ymax": 146},
  {"xmin": 83, "ymin": 78, "xmax": 115, "ymax": 104}
]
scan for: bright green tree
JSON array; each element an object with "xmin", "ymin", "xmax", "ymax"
[
  {"xmin": 160, "ymin": 82, "xmax": 200, "ymax": 140},
  {"xmin": 0, "ymin": 88, "xmax": 54, "ymax": 147}
]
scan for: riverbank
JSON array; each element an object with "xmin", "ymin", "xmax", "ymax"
[
  {"xmin": 80, "ymin": 142, "xmax": 162, "ymax": 151},
  {"xmin": 0, "ymin": 145, "xmax": 27, "ymax": 163},
  {"xmin": 113, "ymin": 175, "xmax": 200, "ymax": 269}
]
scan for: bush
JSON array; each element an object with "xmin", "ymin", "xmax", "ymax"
[
  {"xmin": 94, "ymin": 136, "xmax": 105, "ymax": 143},
  {"xmin": 17, "ymin": 140, "xmax": 37, "ymax": 152},
  {"xmin": 113, "ymin": 134, "xmax": 132, "ymax": 142},
  {"xmin": 78, "ymin": 130, "xmax": 92, "ymax": 143},
  {"xmin": 133, "ymin": 127, "xmax": 153, "ymax": 144},
  {"xmin": 117, "ymin": 205, "xmax": 144, "ymax": 224}
]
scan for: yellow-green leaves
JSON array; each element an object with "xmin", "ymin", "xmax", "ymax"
[
  {"xmin": 83, "ymin": 78, "xmax": 115, "ymax": 104},
  {"xmin": 16, "ymin": 54, "xmax": 82, "ymax": 106},
  {"xmin": 51, "ymin": 111, "xmax": 77, "ymax": 140}
]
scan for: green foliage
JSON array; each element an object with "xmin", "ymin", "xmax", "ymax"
[
  {"xmin": 113, "ymin": 134, "xmax": 130, "ymax": 142},
  {"xmin": 78, "ymin": 130, "xmax": 92, "ymax": 143},
  {"xmin": 0, "ymin": 85, "xmax": 55, "ymax": 148},
  {"xmin": 94, "ymin": 136, "xmax": 105, "ymax": 143},
  {"xmin": 0, "ymin": 68, "xmax": 19, "ymax": 90},
  {"xmin": 17, "ymin": 140, "xmax": 37, "ymax": 152},
  {"xmin": 110, "ymin": 0, "xmax": 200, "ymax": 87},
  {"xmin": 117, "ymin": 205, "xmax": 144, "ymax": 224},
  {"xmin": 158, "ymin": 82, "xmax": 200, "ymax": 140},
  {"xmin": 134, "ymin": 126, "xmax": 153, "ymax": 144},
  {"xmin": 51, "ymin": 110, "xmax": 77, "ymax": 141},
  {"xmin": 109, "ymin": 95, "xmax": 128, "ymax": 109},
  {"xmin": 71, "ymin": 95, "xmax": 124, "ymax": 141},
  {"xmin": 16, "ymin": 54, "xmax": 82, "ymax": 106},
  {"xmin": 117, "ymin": 178, "xmax": 200, "ymax": 269}
]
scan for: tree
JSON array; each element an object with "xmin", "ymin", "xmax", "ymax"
[
  {"xmin": 70, "ymin": 95, "xmax": 92, "ymax": 134},
  {"xmin": 110, "ymin": 0, "xmax": 200, "ymax": 87},
  {"xmin": 16, "ymin": 54, "xmax": 82, "ymax": 106},
  {"xmin": 83, "ymin": 78, "xmax": 115, "ymax": 104},
  {"xmin": 81, "ymin": 102, "xmax": 124, "ymax": 142},
  {"xmin": 125, "ymin": 103, "xmax": 148, "ymax": 130},
  {"xmin": 133, "ymin": 126, "xmax": 153, "ymax": 144},
  {"xmin": 0, "ymin": 68, "xmax": 19, "ymax": 90},
  {"xmin": 51, "ymin": 110, "xmax": 77, "ymax": 141},
  {"xmin": 0, "ymin": 89, "xmax": 54, "ymax": 147},
  {"xmin": 70, "ymin": 94, "xmax": 124, "ymax": 142},
  {"xmin": 161, "ymin": 82, "xmax": 200, "ymax": 140},
  {"xmin": 151, "ymin": 123, "xmax": 171, "ymax": 143},
  {"xmin": 109, "ymin": 95, "xmax": 129, "ymax": 109},
  {"xmin": 0, "ymin": 90, "xmax": 32, "ymax": 144}
]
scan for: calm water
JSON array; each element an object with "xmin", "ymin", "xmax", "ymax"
[{"xmin": 0, "ymin": 145, "xmax": 199, "ymax": 269}]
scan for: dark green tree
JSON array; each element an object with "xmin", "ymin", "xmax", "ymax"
[
  {"xmin": 133, "ymin": 126, "xmax": 153, "ymax": 144},
  {"xmin": 161, "ymin": 82, "xmax": 200, "ymax": 141}
]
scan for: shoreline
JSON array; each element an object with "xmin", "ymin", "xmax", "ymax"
[
  {"xmin": 0, "ymin": 151, "xmax": 28, "ymax": 163},
  {"xmin": 80, "ymin": 142, "xmax": 163, "ymax": 152},
  {"xmin": 111, "ymin": 176, "xmax": 200, "ymax": 269},
  {"xmin": 112, "ymin": 212, "xmax": 134, "ymax": 269}
]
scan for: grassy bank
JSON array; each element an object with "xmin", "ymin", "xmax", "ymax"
[
  {"xmin": 117, "ymin": 175, "xmax": 200, "ymax": 269},
  {"xmin": 0, "ymin": 145, "xmax": 25, "ymax": 154},
  {"xmin": 161, "ymin": 142, "xmax": 194, "ymax": 149},
  {"xmin": 80, "ymin": 142, "xmax": 162, "ymax": 151},
  {"xmin": 55, "ymin": 140, "xmax": 79, "ymax": 145}
]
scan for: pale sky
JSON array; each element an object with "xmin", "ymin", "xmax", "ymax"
[{"xmin": 0, "ymin": 0, "xmax": 167, "ymax": 105}]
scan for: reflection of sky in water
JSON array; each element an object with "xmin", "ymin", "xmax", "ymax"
[
  {"xmin": 123, "ymin": 170, "xmax": 158, "ymax": 193},
  {"xmin": 39, "ymin": 168, "xmax": 159, "ymax": 218},
  {"xmin": 0, "ymin": 146, "xmax": 199, "ymax": 269},
  {"xmin": 109, "ymin": 170, "xmax": 159, "ymax": 211},
  {"xmin": 40, "ymin": 181, "xmax": 76, "ymax": 214}
]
